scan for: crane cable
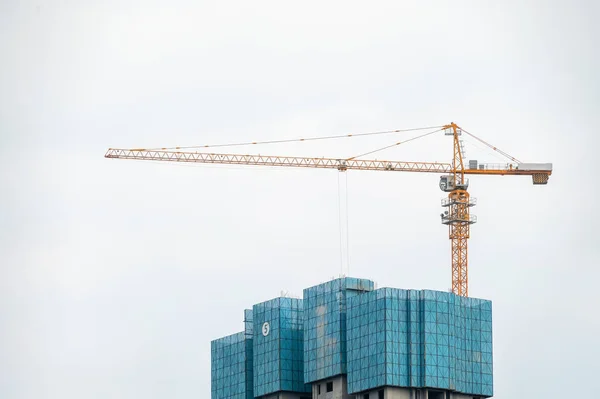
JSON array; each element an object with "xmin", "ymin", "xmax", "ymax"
[
  {"xmin": 143, "ymin": 125, "xmax": 444, "ymax": 151},
  {"xmin": 337, "ymin": 172, "xmax": 344, "ymax": 276},
  {"xmin": 337, "ymin": 170, "xmax": 351, "ymax": 276},
  {"xmin": 346, "ymin": 128, "xmax": 444, "ymax": 160},
  {"xmin": 345, "ymin": 172, "xmax": 350, "ymax": 276},
  {"xmin": 460, "ymin": 128, "xmax": 521, "ymax": 163}
]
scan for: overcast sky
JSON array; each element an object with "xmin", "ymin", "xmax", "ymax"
[{"xmin": 1, "ymin": 1, "xmax": 598, "ymax": 398}]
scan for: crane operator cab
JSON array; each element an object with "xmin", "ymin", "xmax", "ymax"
[{"xmin": 439, "ymin": 175, "xmax": 469, "ymax": 192}]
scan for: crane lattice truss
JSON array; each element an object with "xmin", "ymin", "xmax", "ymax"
[{"xmin": 105, "ymin": 122, "xmax": 552, "ymax": 297}]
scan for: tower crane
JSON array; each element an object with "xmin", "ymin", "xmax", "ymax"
[{"xmin": 105, "ymin": 122, "xmax": 552, "ymax": 297}]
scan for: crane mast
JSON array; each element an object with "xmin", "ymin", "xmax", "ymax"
[
  {"xmin": 441, "ymin": 122, "xmax": 475, "ymax": 297},
  {"xmin": 105, "ymin": 123, "xmax": 552, "ymax": 297}
]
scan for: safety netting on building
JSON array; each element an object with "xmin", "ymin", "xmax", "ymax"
[
  {"xmin": 210, "ymin": 331, "xmax": 254, "ymax": 399},
  {"xmin": 346, "ymin": 289, "xmax": 493, "ymax": 397},
  {"xmin": 252, "ymin": 297, "xmax": 310, "ymax": 396},
  {"xmin": 303, "ymin": 277, "xmax": 375, "ymax": 383}
]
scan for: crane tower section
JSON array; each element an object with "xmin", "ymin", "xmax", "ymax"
[{"xmin": 440, "ymin": 123, "xmax": 475, "ymax": 297}]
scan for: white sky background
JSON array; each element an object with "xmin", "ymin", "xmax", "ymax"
[{"xmin": 1, "ymin": 1, "xmax": 598, "ymax": 398}]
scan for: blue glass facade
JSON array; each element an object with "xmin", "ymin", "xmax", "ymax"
[
  {"xmin": 346, "ymin": 289, "xmax": 493, "ymax": 397},
  {"xmin": 303, "ymin": 278, "xmax": 375, "ymax": 383},
  {"xmin": 252, "ymin": 298, "xmax": 310, "ymax": 397}
]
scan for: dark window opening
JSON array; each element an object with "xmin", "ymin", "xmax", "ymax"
[
  {"xmin": 326, "ymin": 382, "xmax": 333, "ymax": 392},
  {"xmin": 317, "ymin": 384, "xmax": 321, "ymax": 395},
  {"xmin": 363, "ymin": 394, "xmax": 369, "ymax": 399},
  {"xmin": 378, "ymin": 389, "xmax": 384, "ymax": 399}
]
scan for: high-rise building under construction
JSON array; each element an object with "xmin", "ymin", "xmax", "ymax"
[{"xmin": 211, "ymin": 277, "xmax": 493, "ymax": 399}]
